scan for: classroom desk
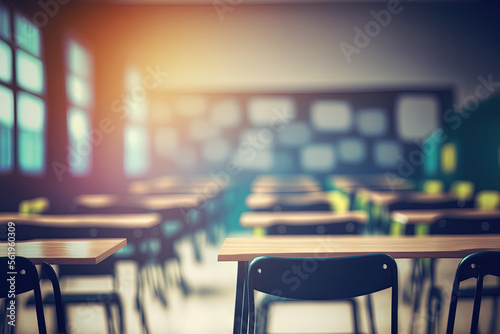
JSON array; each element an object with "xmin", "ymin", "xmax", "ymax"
[
  {"xmin": 219, "ymin": 235, "xmax": 500, "ymax": 334},
  {"xmin": 245, "ymin": 192, "xmax": 331, "ymax": 211},
  {"xmin": 251, "ymin": 184, "xmax": 322, "ymax": 194},
  {"xmin": 252, "ymin": 174, "xmax": 319, "ymax": 187},
  {"xmin": 330, "ymin": 175, "xmax": 414, "ymax": 194},
  {"xmin": 0, "ymin": 213, "xmax": 163, "ymax": 242},
  {"xmin": 74, "ymin": 194, "xmax": 201, "ymax": 212},
  {"xmin": 240, "ymin": 211, "xmax": 367, "ymax": 228},
  {"xmin": 0, "ymin": 238, "xmax": 127, "ymax": 265},
  {"xmin": 391, "ymin": 208, "xmax": 500, "ymax": 225},
  {"xmin": 358, "ymin": 189, "xmax": 458, "ymax": 207}
]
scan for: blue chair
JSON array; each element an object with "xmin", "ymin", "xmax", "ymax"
[
  {"xmin": 247, "ymin": 254, "xmax": 398, "ymax": 334},
  {"xmin": 446, "ymin": 251, "xmax": 500, "ymax": 334}
]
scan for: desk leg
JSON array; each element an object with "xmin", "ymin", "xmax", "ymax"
[{"xmin": 234, "ymin": 261, "xmax": 248, "ymax": 334}]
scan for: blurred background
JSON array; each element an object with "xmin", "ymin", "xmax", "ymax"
[{"xmin": 1, "ymin": 0, "xmax": 500, "ymax": 333}]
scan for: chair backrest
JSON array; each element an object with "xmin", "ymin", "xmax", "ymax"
[
  {"xmin": 422, "ymin": 179, "xmax": 444, "ymax": 194},
  {"xmin": 475, "ymin": 190, "xmax": 500, "ymax": 210},
  {"xmin": 18, "ymin": 197, "xmax": 50, "ymax": 214},
  {"xmin": 449, "ymin": 181, "xmax": 475, "ymax": 202},
  {"xmin": 0, "ymin": 256, "xmax": 47, "ymax": 334},
  {"xmin": 247, "ymin": 254, "xmax": 398, "ymax": 334},
  {"xmin": 446, "ymin": 251, "xmax": 500, "ymax": 334}
]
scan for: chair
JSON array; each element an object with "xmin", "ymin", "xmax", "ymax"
[
  {"xmin": 449, "ymin": 181, "xmax": 475, "ymax": 208},
  {"xmin": 422, "ymin": 179, "xmax": 444, "ymax": 195},
  {"xmin": 446, "ymin": 251, "xmax": 500, "ymax": 334},
  {"xmin": 475, "ymin": 190, "xmax": 500, "ymax": 210},
  {"xmin": 247, "ymin": 254, "xmax": 398, "ymax": 334},
  {"xmin": 0, "ymin": 257, "xmax": 66, "ymax": 334},
  {"xmin": 424, "ymin": 217, "xmax": 500, "ymax": 334}
]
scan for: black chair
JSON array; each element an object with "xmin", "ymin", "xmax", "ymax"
[
  {"xmin": 446, "ymin": 251, "xmax": 500, "ymax": 334},
  {"xmin": 246, "ymin": 254, "xmax": 399, "ymax": 334},
  {"xmin": 258, "ymin": 219, "xmax": 369, "ymax": 334},
  {"xmin": 0, "ymin": 257, "xmax": 66, "ymax": 334},
  {"xmin": 420, "ymin": 217, "xmax": 500, "ymax": 334}
]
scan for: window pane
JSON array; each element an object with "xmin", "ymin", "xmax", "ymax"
[
  {"xmin": 124, "ymin": 124, "xmax": 149, "ymax": 176},
  {"xmin": 66, "ymin": 73, "xmax": 92, "ymax": 109},
  {"xmin": 0, "ymin": 40, "xmax": 12, "ymax": 83},
  {"xmin": 67, "ymin": 40, "xmax": 91, "ymax": 78},
  {"xmin": 17, "ymin": 92, "xmax": 45, "ymax": 174},
  {"xmin": 0, "ymin": 4, "xmax": 10, "ymax": 40},
  {"xmin": 248, "ymin": 97, "xmax": 296, "ymax": 127},
  {"xmin": 0, "ymin": 85, "xmax": 13, "ymax": 173},
  {"xmin": 357, "ymin": 108, "xmax": 387, "ymax": 137},
  {"xmin": 311, "ymin": 100, "xmax": 353, "ymax": 132},
  {"xmin": 396, "ymin": 94, "xmax": 440, "ymax": 140},
  {"xmin": 0, "ymin": 85, "xmax": 13, "ymax": 126},
  {"xmin": 67, "ymin": 107, "xmax": 91, "ymax": 176},
  {"xmin": 300, "ymin": 144, "xmax": 337, "ymax": 171},
  {"xmin": 16, "ymin": 50, "xmax": 44, "ymax": 94},
  {"xmin": 15, "ymin": 14, "xmax": 41, "ymax": 56}
]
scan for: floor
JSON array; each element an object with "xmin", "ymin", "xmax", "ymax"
[{"xmin": 11, "ymin": 230, "xmax": 500, "ymax": 334}]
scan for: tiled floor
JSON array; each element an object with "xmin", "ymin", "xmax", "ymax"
[{"xmin": 12, "ymin": 231, "xmax": 500, "ymax": 333}]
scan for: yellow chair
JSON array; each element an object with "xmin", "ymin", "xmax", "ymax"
[
  {"xmin": 449, "ymin": 181, "xmax": 475, "ymax": 202},
  {"xmin": 421, "ymin": 179, "xmax": 444, "ymax": 194},
  {"xmin": 18, "ymin": 197, "xmax": 50, "ymax": 214},
  {"xmin": 475, "ymin": 190, "xmax": 500, "ymax": 210}
]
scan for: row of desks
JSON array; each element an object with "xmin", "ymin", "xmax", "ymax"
[{"xmin": 226, "ymin": 174, "xmax": 500, "ymax": 334}]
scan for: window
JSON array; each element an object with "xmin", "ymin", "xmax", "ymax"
[
  {"xmin": 311, "ymin": 100, "xmax": 353, "ymax": 132},
  {"xmin": 396, "ymin": 94, "xmax": 440, "ymax": 141},
  {"xmin": 66, "ymin": 38, "xmax": 93, "ymax": 176},
  {"xmin": 124, "ymin": 67, "xmax": 149, "ymax": 177},
  {"xmin": 0, "ymin": 86, "xmax": 13, "ymax": 172},
  {"xmin": 17, "ymin": 92, "xmax": 45, "ymax": 173},
  {"xmin": 0, "ymin": 6, "xmax": 46, "ymax": 175}
]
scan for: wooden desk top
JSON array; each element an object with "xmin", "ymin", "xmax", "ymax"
[
  {"xmin": 357, "ymin": 189, "xmax": 457, "ymax": 207},
  {"xmin": 391, "ymin": 209, "xmax": 500, "ymax": 225},
  {"xmin": 74, "ymin": 194, "xmax": 201, "ymax": 211},
  {"xmin": 129, "ymin": 179, "xmax": 226, "ymax": 195},
  {"xmin": 0, "ymin": 213, "xmax": 162, "ymax": 228},
  {"xmin": 240, "ymin": 211, "xmax": 367, "ymax": 228},
  {"xmin": 218, "ymin": 235, "xmax": 500, "ymax": 261},
  {"xmin": 252, "ymin": 174, "xmax": 319, "ymax": 188},
  {"xmin": 246, "ymin": 192, "xmax": 331, "ymax": 210},
  {"xmin": 330, "ymin": 175, "xmax": 414, "ymax": 194},
  {"xmin": 251, "ymin": 184, "xmax": 322, "ymax": 194},
  {"xmin": 0, "ymin": 238, "xmax": 127, "ymax": 264}
]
